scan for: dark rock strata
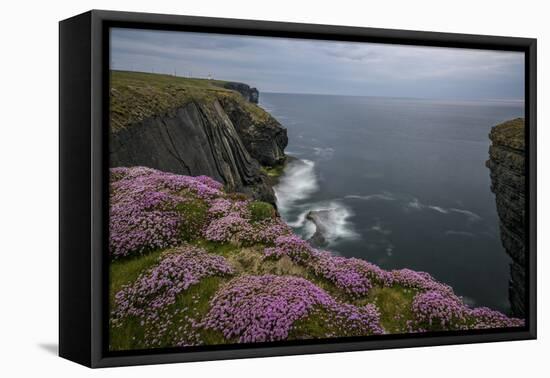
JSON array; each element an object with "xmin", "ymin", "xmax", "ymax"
[
  {"xmin": 219, "ymin": 97, "xmax": 288, "ymax": 167},
  {"xmin": 223, "ymin": 82, "xmax": 259, "ymax": 103},
  {"xmin": 486, "ymin": 118, "xmax": 526, "ymax": 317},
  {"xmin": 110, "ymin": 99, "xmax": 278, "ymax": 204}
]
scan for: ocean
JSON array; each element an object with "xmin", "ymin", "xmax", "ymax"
[{"xmin": 260, "ymin": 92, "xmax": 524, "ymax": 314}]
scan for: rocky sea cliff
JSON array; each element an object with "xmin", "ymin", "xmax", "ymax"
[
  {"xmin": 486, "ymin": 118, "xmax": 526, "ymax": 317},
  {"xmin": 108, "ymin": 71, "xmax": 524, "ymax": 350},
  {"xmin": 109, "ymin": 71, "xmax": 287, "ymax": 205}
]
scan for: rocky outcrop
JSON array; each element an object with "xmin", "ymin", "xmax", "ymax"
[
  {"xmin": 219, "ymin": 97, "xmax": 288, "ymax": 167},
  {"xmin": 222, "ymin": 82, "xmax": 259, "ymax": 103},
  {"xmin": 110, "ymin": 99, "xmax": 277, "ymax": 204},
  {"xmin": 306, "ymin": 210, "xmax": 331, "ymax": 247},
  {"xmin": 486, "ymin": 118, "xmax": 526, "ymax": 317}
]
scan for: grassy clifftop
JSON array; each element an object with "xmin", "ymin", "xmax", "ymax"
[
  {"xmin": 110, "ymin": 70, "xmax": 270, "ymax": 131},
  {"xmin": 489, "ymin": 118, "xmax": 524, "ymax": 151}
]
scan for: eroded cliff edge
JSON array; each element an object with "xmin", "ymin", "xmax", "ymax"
[
  {"xmin": 486, "ymin": 118, "xmax": 526, "ymax": 317},
  {"xmin": 109, "ymin": 71, "xmax": 287, "ymax": 205}
]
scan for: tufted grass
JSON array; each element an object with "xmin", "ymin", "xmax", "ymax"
[
  {"xmin": 109, "ymin": 249, "xmax": 164, "ymax": 308},
  {"xmin": 110, "ymin": 70, "xmax": 271, "ymax": 131},
  {"xmin": 361, "ymin": 285, "xmax": 417, "ymax": 333},
  {"xmin": 109, "ymin": 276, "xmax": 227, "ymax": 351},
  {"xmin": 248, "ymin": 201, "xmax": 276, "ymax": 222},
  {"xmin": 175, "ymin": 198, "xmax": 209, "ymax": 241}
]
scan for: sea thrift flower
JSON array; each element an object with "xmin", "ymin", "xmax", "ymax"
[
  {"xmin": 248, "ymin": 218, "xmax": 292, "ymax": 244},
  {"xmin": 193, "ymin": 175, "xmax": 224, "ymax": 191},
  {"xmin": 308, "ymin": 253, "xmax": 372, "ymax": 298},
  {"xmin": 202, "ymin": 275, "xmax": 383, "ymax": 343},
  {"xmin": 203, "ymin": 211, "xmax": 253, "ymax": 243},
  {"xmin": 109, "ymin": 167, "xmax": 223, "ymax": 258},
  {"xmin": 391, "ymin": 268, "xmax": 454, "ymax": 296},
  {"xmin": 307, "ymin": 251, "xmax": 393, "ymax": 297},
  {"xmin": 204, "ymin": 206, "xmax": 290, "ymax": 245},
  {"xmin": 468, "ymin": 307, "xmax": 525, "ymax": 329},
  {"xmin": 264, "ymin": 238, "xmax": 390, "ymax": 298},
  {"xmin": 264, "ymin": 235, "xmax": 314, "ymax": 263},
  {"xmin": 208, "ymin": 198, "xmax": 235, "ymax": 218},
  {"xmin": 112, "ymin": 245, "xmax": 233, "ymax": 322},
  {"xmin": 411, "ymin": 290, "xmax": 467, "ymax": 330}
]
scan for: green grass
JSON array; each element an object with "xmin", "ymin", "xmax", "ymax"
[
  {"xmin": 361, "ymin": 285, "xmax": 417, "ymax": 333},
  {"xmin": 110, "ymin": 70, "xmax": 232, "ymax": 131},
  {"xmin": 192, "ymin": 239, "xmax": 241, "ymax": 257},
  {"xmin": 261, "ymin": 164, "xmax": 286, "ymax": 178},
  {"xmin": 109, "ymin": 249, "xmax": 164, "ymax": 307},
  {"xmin": 489, "ymin": 118, "xmax": 525, "ymax": 150},
  {"xmin": 290, "ymin": 304, "xmax": 383, "ymax": 339},
  {"xmin": 181, "ymin": 277, "xmax": 229, "ymax": 345},
  {"xmin": 260, "ymin": 156, "xmax": 294, "ymax": 185},
  {"xmin": 248, "ymin": 201, "xmax": 276, "ymax": 222},
  {"xmin": 175, "ymin": 198, "xmax": 209, "ymax": 240},
  {"xmin": 110, "ymin": 276, "xmax": 227, "ymax": 350},
  {"xmin": 289, "ymin": 308, "xmax": 334, "ymax": 339},
  {"xmin": 110, "ymin": 70, "xmax": 271, "ymax": 131}
]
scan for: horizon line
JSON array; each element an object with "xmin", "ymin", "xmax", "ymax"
[
  {"xmin": 262, "ymin": 91, "xmax": 525, "ymax": 103},
  {"xmin": 110, "ymin": 69, "xmax": 525, "ymax": 104}
]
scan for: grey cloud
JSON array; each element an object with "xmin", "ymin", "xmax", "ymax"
[{"xmin": 110, "ymin": 28, "xmax": 524, "ymax": 100}]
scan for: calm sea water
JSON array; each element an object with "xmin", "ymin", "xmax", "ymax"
[{"xmin": 260, "ymin": 93, "xmax": 524, "ymax": 314}]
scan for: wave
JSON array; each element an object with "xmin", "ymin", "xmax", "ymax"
[
  {"xmin": 312, "ymin": 147, "xmax": 335, "ymax": 160},
  {"xmin": 370, "ymin": 220, "xmax": 392, "ymax": 236},
  {"xmin": 449, "ymin": 208, "xmax": 482, "ymax": 222},
  {"xmin": 345, "ymin": 192, "xmax": 396, "ymax": 201},
  {"xmin": 274, "ymin": 159, "xmax": 318, "ymax": 214},
  {"xmin": 286, "ymin": 201, "xmax": 359, "ymax": 245},
  {"xmin": 428, "ymin": 205, "xmax": 449, "ymax": 214},
  {"xmin": 406, "ymin": 197, "xmax": 482, "ymax": 222},
  {"xmin": 407, "ymin": 198, "xmax": 422, "ymax": 210}
]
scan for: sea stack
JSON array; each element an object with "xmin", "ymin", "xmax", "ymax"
[{"xmin": 486, "ymin": 118, "xmax": 526, "ymax": 317}]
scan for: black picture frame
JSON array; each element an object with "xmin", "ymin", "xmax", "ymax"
[{"xmin": 59, "ymin": 9, "xmax": 537, "ymax": 368}]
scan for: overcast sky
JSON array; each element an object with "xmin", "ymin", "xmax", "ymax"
[{"xmin": 111, "ymin": 28, "xmax": 524, "ymax": 100}]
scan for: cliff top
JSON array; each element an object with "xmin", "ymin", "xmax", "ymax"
[
  {"xmin": 489, "ymin": 118, "xmax": 525, "ymax": 151},
  {"xmin": 110, "ymin": 70, "xmax": 267, "ymax": 131}
]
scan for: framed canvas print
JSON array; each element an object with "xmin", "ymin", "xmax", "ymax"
[{"xmin": 59, "ymin": 10, "xmax": 537, "ymax": 368}]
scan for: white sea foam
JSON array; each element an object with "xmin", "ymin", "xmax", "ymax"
[
  {"xmin": 345, "ymin": 192, "xmax": 396, "ymax": 201},
  {"xmin": 428, "ymin": 205, "xmax": 449, "ymax": 214},
  {"xmin": 407, "ymin": 198, "xmax": 423, "ymax": 210},
  {"xmin": 312, "ymin": 147, "xmax": 335, "ymax": 160},
  {"xmin": 449, "ymin": 208, "xmax": 482, "ymax": 222},
  {"xmin": 405, "ymin": 198, "xmax": 482, "ymax": 222},
  {"xmin": 385, "ymin": 243, "xmax": 394, "ymax": 256},
  {"xmin": 305, "ymin": 202, "xmax": 359, "ymax": 244},
  {"xmin": 370, "ymin": 220, "xmax": 392, "ymax": 236},
  {"xmin": 274, "ymin": 159, "xmax": 318, "ymax": 213},
  {"xmin": 285, "ymin": 201, "xmax": 359, "ymax": 245}
]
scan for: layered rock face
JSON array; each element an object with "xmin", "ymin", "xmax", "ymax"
[
  {"xmin": 486, "ymin": 118, "xmax": 526, "ymax": 317},
  {"xmin": 219, "ymin": 96, "xmax": 288, "ymax": 167},
  {"xmin": 223, "ymin": 82, "xmax": 259, "ymax": 103},
  {"xmin": 109, "ymin": 72, "xmax": 287, "ymax": 205}
]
